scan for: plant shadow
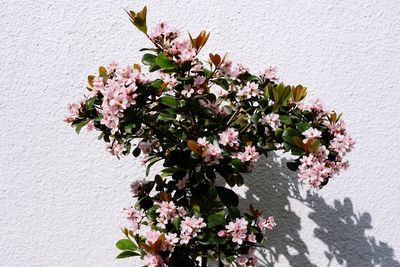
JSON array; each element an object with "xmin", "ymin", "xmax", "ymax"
[{"xmin": 236, "ymin": 152, "xmax": 400, "ymax": 267}]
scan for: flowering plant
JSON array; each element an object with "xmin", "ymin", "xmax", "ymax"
[{"xmin": 65, "ymin": 6, "xmax": 354, "ymax": 267}]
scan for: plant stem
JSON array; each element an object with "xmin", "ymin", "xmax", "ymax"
[
  {"xmin": 201, "ymin": 256, "xmax": 207, "ymax": 267},
  {"xmin": 218, "ymin": 259, "xmax": 224, "ymax": 267}
]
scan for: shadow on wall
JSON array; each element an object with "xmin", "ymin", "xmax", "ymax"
[{"xmin": 239, "ymin": 153, "xmax": 400, "ymax": 267}]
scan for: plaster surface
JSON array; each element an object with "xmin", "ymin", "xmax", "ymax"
[{"xmin": 1, "ymin": 1, "xmax": 399, "ymax": 266}]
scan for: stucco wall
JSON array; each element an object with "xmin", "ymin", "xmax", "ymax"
[{"xmin": 1, "ymin": 0, "xmax": 399, "ymax": 266}]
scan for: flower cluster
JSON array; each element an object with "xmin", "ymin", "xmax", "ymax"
[
  {"xmin": 296, "ymin": 99, "xmax": 355, "ymax": 188},
  {"xmin": 65, "ymin": 6, "xmax": 354, "ymax": 266}
]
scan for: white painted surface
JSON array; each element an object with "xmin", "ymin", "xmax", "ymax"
[{"xmin": 1, "ymin": 0, "xmax": 399, "ymax": 266}]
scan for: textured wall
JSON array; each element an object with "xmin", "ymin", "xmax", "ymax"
[{"xmin": 1, "ymin": 0, "xmax": 399, "ymax": 266}]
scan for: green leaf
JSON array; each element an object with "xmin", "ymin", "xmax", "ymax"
[
  {"xmin": 216, "ymin": 186, "xmax": 239, "ymax": 207},
  {"xmin": 116, "ymin": 239, "xmax": 137, "ymax": 251},
  {"xmin": 155, "ymin": 52, "xmax": 174, "ymax": 70},
  {"xmin": 282, "ymin": 128, "xmax": 302, "ymax": 145},
  {"xmin": 207, "ymin": 213, "xmax": 226, "ymax": 228},
  {"xmin": 142, "ymin": 53, "xmax": 157, "ymax": 66},
  {"xmin": 297, "ymin": 122, "xmax": 311, "ymax": 133},
  {"xmin": 159, "ymin": 96, "xmax": 178, "ymax": 108},
  {"xmin": 286, "ymin": 161, "xmax": 300, "ymax": 171},
  {"xmin": 228, "ymin": 206, "xmax": 240, "ymax": 219},
  {"xmin": 132, "ymin": 146, "xmax": 141, "ymax": 157},
  {"xmin": 116, "ymin": 251, "xmax": 140, "ymax": 259},
  {"xmin": 146, "ymin": 157, "xmax": 161, "ymax": 176},
  {"xmin": 171, "ymin": 216, "xmax": 181, "ymax": 230},
  {"xmin": 279, "ymin": 115, "xmax": 292, "ymax": 125},
  {"xmin": 310, "ymin": 139, "xmax": 321, "ymax": 153},
  {"xmin": 75, "ymin": 119, "xmax": 89, "ymax": 134},
  {"xmin": 85, "ymin": 97, "xmax": 97, "ymax": 110}
]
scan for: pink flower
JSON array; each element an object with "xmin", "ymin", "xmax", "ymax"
[
  {"xmin": 86, "ymin": 120, "xmax": 95, "ymax": 131},
  {"xmin": 218, "ymin": 128, "xmax": 239, "ymax": 147},
  {"xmin": 169, "ymin": 38, "xmax": 196, "ymax": 63},
  {"xmin": 64, "ymin": 101, "xmax": 83, "ymax": 122},
  {"xmin": 92, "ymin": 77, "xmax": 104, "ymax": 94},
  {"xmin": 237, "ymin": 81, "xmax": 260, "ymax": 99},
  {"xmin": 180, "ymin": 215, "xmax": 206, "ymax": 244},
  {"xmin": 225, "ymin": 217, "xmax": 248, "ymax": 244},
  {"xmin": 130, "ymin": 178, "xmax": 146, "ymax": 195},
  {"xmin": 162, "ymin": 233, "xmax": 179, "ymax": 252},
  {"xmin": 233, "ymin": 145, "xmax": 260, "ymax": 163},
  {"xmin": 259, "ymin": 113, "xmax": 281, "ymax": 130},
  {"xmin": 106, "ymin": 141, "xmax": 125, "ymax": 156},
  {"xmin": 124, "ymin": 206, "xmax": 145, "ymax": 234},
  {"xmin": 258, "ymin": 216, "xmax": 276, "ymax": 231},
  {"xmin": 146, "ymin": 230, "xmax": 162, "ymax": 245},
  {"xmin": 302, "ymin": 127, "xmax": 322, "ymax": 144},
  {"xmin": 263, "ymin": 66, "xmax": 279, "ymax": 80},
  {"xmin": 247, "ymin": 233, "xmax": 257, "ymax": 243},
  {"xmin": 194, "ymin": 76, "xmax": 206, "ymax": 85},
  {"xmin": 156, "ymin": 201, "xmax": 177, "ymax": 228},
  {"xmin": 197, "ymin": 137, "xmax": 209, "ymax": 147},
  {"xmin": 144, "ymin": 254, "xmax": 164, "ymax": 267},
  {"xmin": 217, "ymin": 230, "xmax": 227, "ymax": 237},
  {"xmin": 182, "ymin": 84, "xmax": 195, "ymax": 98},
  {"xmin": 149, "ymin": 22, "xmax": 178, "ymax": 43},
  {"xmin": 202, "ymin": 143, "xmax": 223, "ymax": 164}
]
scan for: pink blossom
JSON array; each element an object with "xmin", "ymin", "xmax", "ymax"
[
  {"xmin": 263, "ymin": 66, "xmax": 279, "ymax": 80},
  {"xmin": 233, "ymin": 145, "xmax": 260, "ymax": 163},
  {"xmin": 124, "ymin": 206, "xmax": 145, "ymax": 234},
  {"xmin": 64, "ymin": 101, "xmax": 83, "ymax": 122},
  {"xmin": 218, "ymin": 128, "xmax": 239, "ymax": 147},
  {"xmin": 259, "ymin": 113, "xmax": 281, "ymax": 130},
  {"xmin": 237, "ymin": 82, "xmax": 260, "ymax": 99},
  {"xmin": 169, "ymin": 38, "xmax": 196, "ymax": 63},
  {"xmin": 329, "ymin": 134, "xmax": 355, "ymax": 155},
  {"xmin": 106, "ymin": 61, "xmax": 118, "ymax": 75},
  {"xmin": 180, "ymin": 215, "xmax": 206, "ymax": 244},
  {"xmin": 160, "ymin": 73, "xmax": 179, "ymax": 88},
  {"xmin": 217, "ymin": 230, "xmax": 227, "ymax": 237},
  {"xmin": 247, "ymin": 233, "xmax": 257, "ymax": 243},
  {"xmin": 197, "ymin": 137, "xmax": 209, "ymax": 147},
  {"xmin": 156, "ymin": 201, "xmax": 177, "ymax": 228},
  {"xmin": 146, "ymin": 230, "xmax": 162, "ymax": 245},
  {"xmin": 302, "ymin": 127, "xmax": 322, "ymax": 144},
  {"xmin": 86, "ymin": 120, "xmax": 95, "ymax": 131},
  {"xmin": 199, "ymin": 99, "xmax": 229, "ymax": 116},
  {"xmin": 225, "ymin": 217, "xmax": 248, "ymax": 245},
  {"xmin": 138, "ymin": 140, "xmax": 153, "ymax": 155},
  {"xmin": 144, "ymin": 254, "xmax": 164, "ymax": 267},
  {"xmin": 149, "ymin": 22, "xmax": 178, "ymax": 43},
  {"xmin": 202, "ymin": 143, "xmax": 223, "ymax": 164},
  {"xmin": 181, "ymin": 84, "xmax": 195, "ymax": 98},
  {"xmin": 130, "ymin": 178, "xmax": 146, "ymax": 195},
  {"xmin": 162, "ymin": 233, "xmax": 179, "ymax": 252},
  {"xmin": 194, "ymin": 76, "xmax": 206, "ymax": 85},
  {"xmin": 92, "ymin": 77, "xmax": 104, "ymax": 94},
  {"xmin": 106, "ymin": 141, "xmax": 125, "ymax": 156},
  {"xmin": 258, "ymin": 216, "xmax": 276, "ymax": 231}
]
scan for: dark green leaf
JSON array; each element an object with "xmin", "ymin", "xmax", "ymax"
[
  {"xmin": 207, "ymin": 213, "xmax": 226, "ymax": 227},
  {"xmin": 116, "ymin": 251, "xmax": 140, "ymax": 259},
  {"xmin": 142, "ymin": 53, "xmax": 157, "ymax": 66},
  {"xmin": 159, "ymin": 96, "xmax": 178, "ymax": 108},
  {"xmin": 155, "ymin": 53, "xmax": 174, "ymax": 70},
  {"xmin": 116, "ymin": 239, "xmax": 137, "ymax": 251},
  {"xmin": 216, "ymin": 186, "xmax": 239, "ymax": 207}
]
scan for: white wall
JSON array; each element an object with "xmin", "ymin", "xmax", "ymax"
[{"xmin": 1, "ymin": 0, "xmax": 399, "ymax": 266}]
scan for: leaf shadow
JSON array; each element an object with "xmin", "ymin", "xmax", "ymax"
[{"xmin": 237, "ymin": 152, "xmax": 400, "ymax": 267}]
